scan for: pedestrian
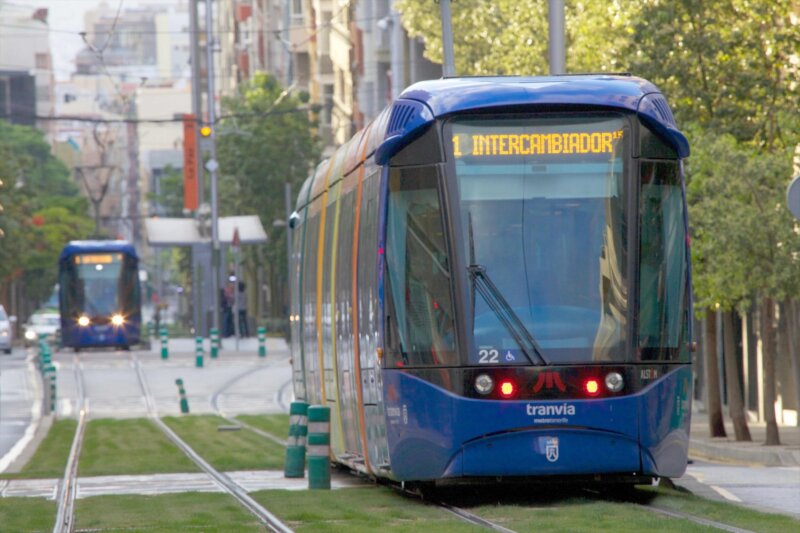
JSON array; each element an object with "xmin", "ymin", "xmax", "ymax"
[
  {"xmin": 222, "ymin": 283, "xmax": 234, "ymax": 337},
  {"xmin": 237, "ymin": 281, "xmax": 249, "ymax": 337}
]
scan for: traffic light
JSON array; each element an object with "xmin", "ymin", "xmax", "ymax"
[{"xmin": 200, "ymin": 124, "xmax": 212, "ymax": 138}]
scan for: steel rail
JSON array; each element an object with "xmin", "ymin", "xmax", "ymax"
[
  {"xmin": 208, "ymin": 365, "xmax": 289, "ymax": 447},
  {"xmin": 53, "ymin": 355, "xmax": 87, "ymax": 533},
  {"xmin": 130, "ymin": 353, "xmax": 293, "ymax": 533},
  {"xmin": 437, "ymin": 502, "xmax": 518, "ymax": 532},
  {"xmin": 636, "ymin": 502, "xmax": 755, "ymax": 533}
]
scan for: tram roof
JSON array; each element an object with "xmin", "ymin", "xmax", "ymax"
[
  {"xmin": 375, "ymin": 74, "xmax": 689, "ymax": 163},
  {"xmin": 60, "ymin": 240, "xmax": 138, "ymax": 260}
]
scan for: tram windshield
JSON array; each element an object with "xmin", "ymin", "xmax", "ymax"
[
  {"xmin": 62, "ymin": 253, "xmax": 129, "ymax": 317},
  {"xmin": 451, "ymin": 115, "xmax": 631, "ymax": 364}
]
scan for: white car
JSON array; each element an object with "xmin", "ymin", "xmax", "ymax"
[
  {"xmin": 0, "ymin": 304, "xmax": 15, "ymax": 354},
  {"xmin": 24, "ymin": 311, "xmax": 61, "ymax": 347}
]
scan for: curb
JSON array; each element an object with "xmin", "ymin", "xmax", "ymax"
[{"xmin": 689, "ymin": 439, "xmax": 800, "ymax": 467}]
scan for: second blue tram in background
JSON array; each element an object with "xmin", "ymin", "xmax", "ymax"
[
  {"xmin": 289, "ymin": 75, "xmax": 693, "ymax": 486},
  {"xmin": 59, "ymin": 240, "xmax": 142, "ymax": 350}
]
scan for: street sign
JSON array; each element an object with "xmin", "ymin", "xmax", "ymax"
[
  {"xmin": 788, "ymin": 176, "xmax": 800, "ymax": 220},
  {"xmin": 205, "ymin": 158, "xmax": 219, "ymax": 172},
  {"xmin": 232, "ymin": 227, "xmax": 240, "ymax": 249}
]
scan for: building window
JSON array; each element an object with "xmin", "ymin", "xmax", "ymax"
[
  {"xmin": 291, "ymin": 0, "xmax": 303, "ymax": 23},
  {"xmin": 35, "ymin": 53, "xmax": 50, "ymax": 70}
]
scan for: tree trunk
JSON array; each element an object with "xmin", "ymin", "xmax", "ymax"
[
  {"xmin": 786, "ymin": 300, "xmax": 800, "ymax": 427},
  {"xmin": 704, "ymin": 309, "xmax": 727, "ymax": 437},
  {"xmin": 722, "ymin": 310, "xmax": 751, "ymax": 441},
  {"xmin": 760, "ymin": 297, "xmax": 781, "ymax": 445}
]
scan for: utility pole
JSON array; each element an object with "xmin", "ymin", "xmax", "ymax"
[
  {"xmin": 205, "ymin": 0, "xmax": 221, "ymax": 335},
  {"xmin": 439, "ymin": 0, "xmax": 456, "ymax": 77},
  {"xmin": 189, "ymin": 0, "xmax": 204, "ymax": 335},
  {"xmin": 548, "ymin": 0, "xmax": 566, "ymax": 75}
]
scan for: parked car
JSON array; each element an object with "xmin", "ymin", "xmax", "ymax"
[
  {"xmin": 23, "ymin": 310, "xmax": 61, "ymax": 347},
  {"xmin": 0, "ymin": 304, "xmax": 15, "ymax": 354}
]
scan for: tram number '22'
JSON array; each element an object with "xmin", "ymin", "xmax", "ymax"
[{"xmin": 479, "ymin": 349, "xmax": 500, "ymax": 363}]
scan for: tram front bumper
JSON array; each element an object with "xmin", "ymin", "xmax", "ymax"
[{"xmin": 443, "ymin": 428, "xmax": 642, "ymax": 478}]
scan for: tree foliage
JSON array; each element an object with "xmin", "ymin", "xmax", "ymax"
[
  {"xmin": 687, "ymin": 130, "xmax": 799, "ymax": 310},
  {"xmin": 624, "ymin": 1, "xmax": 800, "ymax": 308},
  {"xmin": 396, "ymin": 0, "xmax": 640, "ymax": 75},
  {"xmin": 217, "ymin": 72, "xmax": 320, "ymax": 314},
  {"xmin": 625, "ymin": 0, "xmax": 800, "ymax": 149},
  {"xmin": 0, "ymin": 120, "xmax": 93, "ymax": 307}
]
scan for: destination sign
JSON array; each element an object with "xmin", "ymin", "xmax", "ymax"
[
  {"xmin": 75, "ymin": 254, "xmax": 122, "ymax": 265},
  {"xmin": 452, "ymin": 129, "xmax": 624, "ymax": 158}
]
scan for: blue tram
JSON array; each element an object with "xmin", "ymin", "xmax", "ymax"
[
  {"xmin": 290, "ymin": 75, "xmax": 692, "ymax": 485},
  {"xmin": 58, "ymin": 241, "xmax": 142, "ymax": 350}
]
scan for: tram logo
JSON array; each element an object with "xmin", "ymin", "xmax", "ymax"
[
  {"xmin": 545, "ymin": 437, "xmax": 559, "ymax": 462},
  {"xmin": 526, "ymin": 403, "xmax": 575, "ymax": 416},
  {"xmin": 532, "ymin": 371, "xmax": 567, "ymax": 392}
]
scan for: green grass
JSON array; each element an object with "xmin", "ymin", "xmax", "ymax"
[
  {"xmin": 450, "ymin": 484, "xmax": 800, "ymax": 533},
  {"xmin": 79, "ymin": 418, "xmax": 199, "ymax": 476},
  {"xmin": 236, "ymin": 413, "xmax": 290, "ymax": 440},
  {"xmin": 252, "ymin": 487, "xmax": 483, "ymax": 532},
  {"xmin": 74, "ymin": 493, "xmax": 263, "ymax": 533},
  {"xmin": 0, "ymin": 419, "xmax": 76, "ymax": 479},
  {"xmin": 163, "ymin": 414, "xmax": 286, "ymax": 471},
  {"xmin": 642, "ymin": 485, "xmax": 800, "ymax": 533},
  {"xmin": 474, "ymin": 497, "xmax": 717, "ymax": 532},
  {"xmin": 0, "ymin": 497, "xmax": 55, "ymax": 531}
]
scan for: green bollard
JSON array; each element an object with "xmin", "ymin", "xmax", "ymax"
[
  {"xmin": 195, "ymin": 336, "xmax": 204, "ymax": 368},
  {"xmin": 284, "ymin": 401, "xmax": 309, "ymax": 478},
  {"xmin": 210, "ymin": 328, "xmax": 220, "ymax": 358},
  {"xmin": 307, "ymin": 406, "xmax": 331, "ymax": 489},
  {"xmin": 258, "ymin": 327, "xmax": 267, "ymax": 358},
  {"xmin": 160, "ymin": 328, "xmax": 169, "ymax": 359},
  {"xmin": 49, "ymin": 372, "xmax": 57, "ymax": 413},
  {"xmin": 175, "ymin": 378, "xmax": 190, "ymax": 414}
]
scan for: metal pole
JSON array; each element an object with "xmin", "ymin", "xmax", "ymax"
[
  {"xmin": 189, "ymin": 0, "xmax": 204, "ymax": 335},
  {"xmin": 283, "ymin": 0, "xmax": 292, "ymax": 86},
  {"xmin": 284, "ymin": 182, "xmax": 292, "ymax": 333},
  {"xmin": 206, "ymin": 0, "xmax": 221, "ymax": 335},
  {"xmin": 548, "ymin": 0, "xmax": 566, "ymax": 75},
  {"xmin": 439, "ymin": 0, "xmax": 456, "ymax": 77}
]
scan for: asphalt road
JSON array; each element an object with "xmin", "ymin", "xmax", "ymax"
[{"xmin": 0, "ymin": 347, "xmax": 39, "ymax": 471}]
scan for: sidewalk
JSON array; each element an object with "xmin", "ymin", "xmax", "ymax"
[{"xmin": 689, "ymin": 407, "xmax": 800, "ymax": 466}]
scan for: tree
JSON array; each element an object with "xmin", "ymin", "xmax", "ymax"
[
  {"xmin": 628, "ymin": 1, "xmax": 799, "ymax": 445},
  {"xmin": 0, "ymin": 120, "xmax": 93, "ymax": 313},
  {"xmin": 396, "ymin": 0, "xmax": 640, "ymax": 75},
  {"xmin": 217, "ymin": 73, "xmax": 320, "ymax": 321}
]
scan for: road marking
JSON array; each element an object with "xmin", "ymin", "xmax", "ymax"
[{"xmin": 710, "ymin": 485, "xmax": 742, "ymax": 502}]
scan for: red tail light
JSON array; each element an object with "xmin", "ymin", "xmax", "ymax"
[
  {"xmin": 499, "ymin": 379, "xmax": 516, "ymax": 398},
  {"xmin": 584, "ymin": 378, "xmax": 601, "ymax": 396}
]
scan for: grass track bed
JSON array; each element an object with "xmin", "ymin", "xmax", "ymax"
[
  {"xmin": 0, "ymin": 497, "xmax": 55, "ymax": 531},
  {"xmin": 251, "ymin": 487, "xmax": 483, "ymax": 532},
  {"xmin": 640, "ymin": 486, "xmax": 800, "ymax": 533},
  {"xmin": 163, "ymin": 414, "xmax": 285, "ymax": 471},
  {"xmin": 74, "ymin": 493, "xmax": 263, "ymax": 533},
  {"xmin": 79, "ymin": 418, "xmax": 199, "ymax": 476},
  {"xmin": 0, "ymin": 419, "xmax": 76, "ymax": 479},
  {"xmin": 236, "ymin": 413, "xmax": 289, "ymax": 439}
]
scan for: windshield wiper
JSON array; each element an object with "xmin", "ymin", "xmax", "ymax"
[{"xmin": 467, "ymin": 264, "xmax": 549, "ymax": 366}]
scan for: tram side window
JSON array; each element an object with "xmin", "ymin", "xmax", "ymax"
[
  {"xmin": 385, "ymin": 166, "xmax": 457, "ymax": 367},
  {"xmin": 638, "ymin": 160, "xmax": 690, "ymax": 361}
]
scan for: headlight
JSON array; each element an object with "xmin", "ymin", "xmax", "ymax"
[
  {"xmin": 78, "ymin": 316, "xmax": 90, "ymax": 327},
  {"xmin": 605, "ymin": 372, "xmax": 625, "ymax": 393},
  {"xmin": 1, "ymin": 330, "xmax": 8, "ymax": 337},
  {"xmin": 111, "ymin": 314, "xmax": 125, "ymax": 326},
  {"xmin": 25, "ymin": 330, "xmax": 36, "ymax": 340},
  {"xmin": 474, "ymin": 374, "xmax": 494, "ymax": 395}
]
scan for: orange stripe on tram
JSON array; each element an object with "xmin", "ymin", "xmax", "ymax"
[
  {"xmin": 351, "ymin": 124, "xmax": 372, "ymax": 473},
  {"xmin": 315, "ymin": 159, "xmax": 335, "ymax": 401}
]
